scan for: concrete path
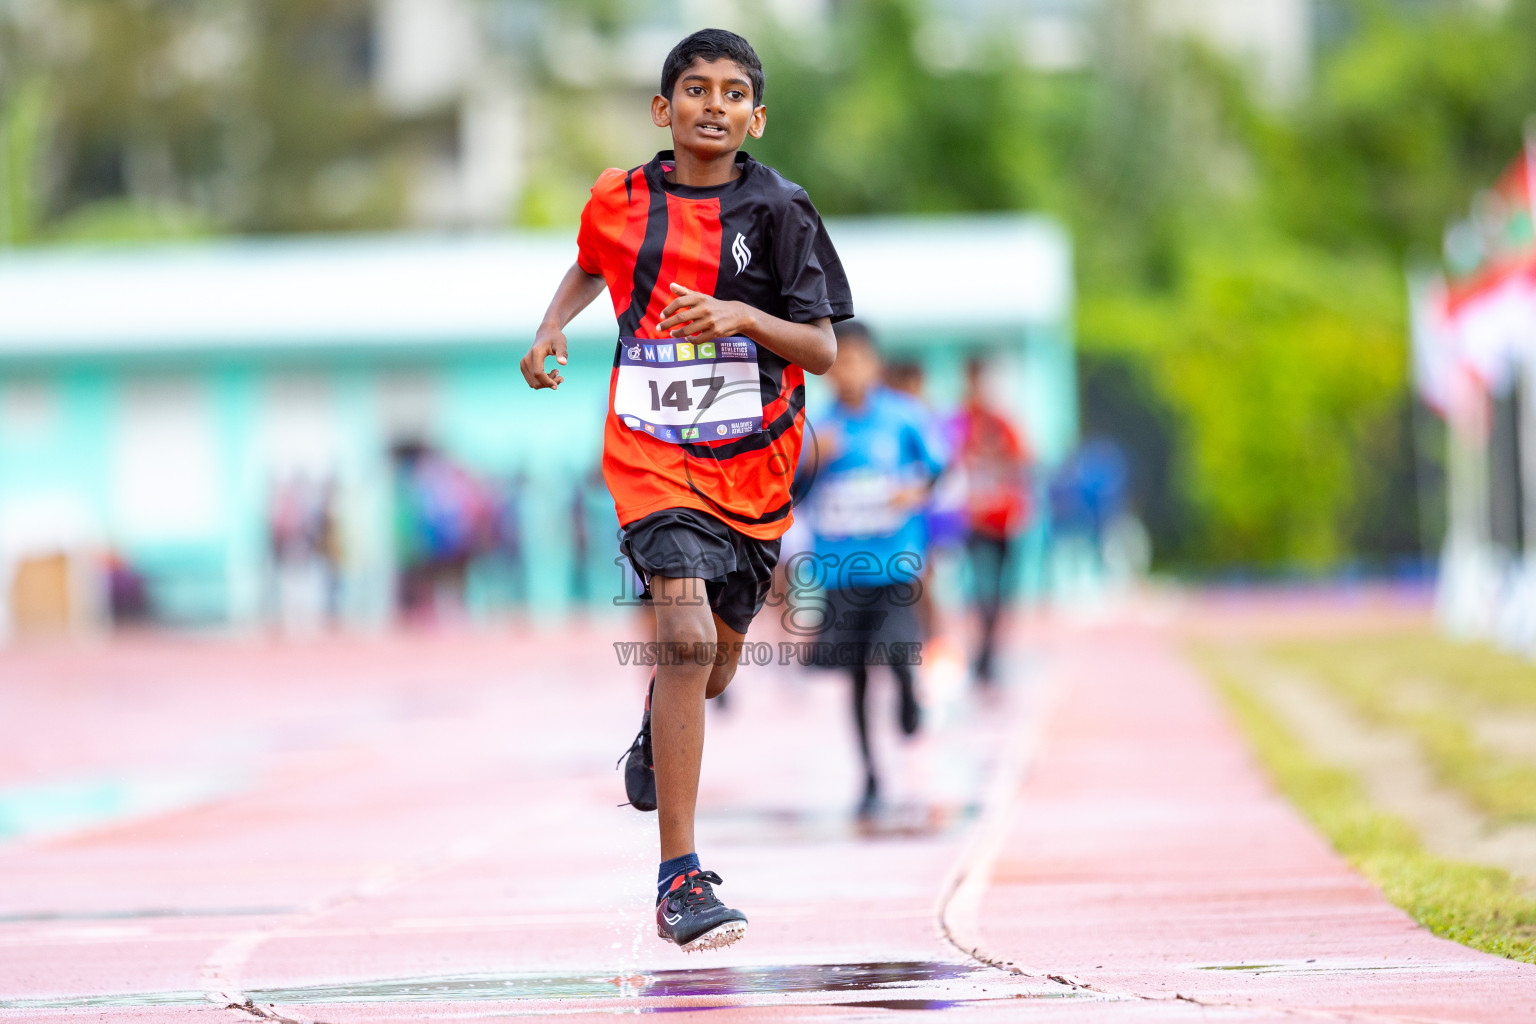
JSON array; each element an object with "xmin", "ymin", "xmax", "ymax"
[{"xmin": 0, "ymin": 599, "xmax": 1531, "ymax": 1022}]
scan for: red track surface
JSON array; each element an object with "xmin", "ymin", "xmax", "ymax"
[{"xmin": 1, "ymin": 595, "xmax": 1531, "ymax": 1022}]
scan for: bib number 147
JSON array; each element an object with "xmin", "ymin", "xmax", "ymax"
[{"xmin": 648, "ymin": 376, "xmax": 725, "ymax": 413}]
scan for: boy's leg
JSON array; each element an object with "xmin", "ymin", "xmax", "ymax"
[
  {"xmin": 892, "ymin": 660, "xmax": 920, "ymax": 736},
  {"xmin": 851, "ymin": 665, "xmax": 875, "ymax": 773},
  {"xmin": 704, "ymin": 615, "xmax": 746, "ymax": 699},
  {"xmin": 968, "ymin": 534, "xmax": 1005, "ymax": 683},
  {"xmin": 648, "ymin": 575, "xmax": 750, "ymax": 952},
  {"xmin": 650, "ymin": 574, "xmax": 717, "ymax": 861},
  {"xmin": 851, "ymin": 664, "xmax": 878, "ymax": 813}
]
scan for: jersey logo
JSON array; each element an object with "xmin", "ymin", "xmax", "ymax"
[{"xmin": 731, "ymin": 232, "xmax": 752, "ymax": 275}]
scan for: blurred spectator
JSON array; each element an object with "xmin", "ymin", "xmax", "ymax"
[
  {"xmin": 267, "ymin": 472, "xmax": 342, "ymax": 633},
  {"xmin": 953, "ymin": 356, "xmax": 1031, "ymax": 685},
  {"xmin": 570, "ymin": 465, "xmax": 606, "ymax": 604},
  {"xmin": 391, "ymin": 441, "xmax": 496, "ymax": 622},
  {"xmin": 809, "ymin": 322, "xmax": 943, "ymax": 817},
  {"xmin": 492, "ymin": 471, "xmax": 529, "ymax": 606},
  {"xmin": 104, "ymin": 550, "xmax": 150, "ymax": 625},
  {"xmin": 883, "ymin": 359, "xmax": 923, "ymax": 398},
  {"xmin": 1050, "ymin": 437, "xmax": 1129, "ymax": 560}
]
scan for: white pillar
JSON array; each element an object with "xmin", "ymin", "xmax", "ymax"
[{"xmin": 1440, "ymin": 384, "xmax": 1493, "ymax": 639}]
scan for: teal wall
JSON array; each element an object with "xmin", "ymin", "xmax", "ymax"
[{"xmin": 0, "ymin": 322, "xmax": 1073, "ymax": 626}]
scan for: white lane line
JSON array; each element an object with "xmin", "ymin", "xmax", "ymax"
[{"xmin": 934, "ymin": 652, "xmax": 1072, "ymax": 980}]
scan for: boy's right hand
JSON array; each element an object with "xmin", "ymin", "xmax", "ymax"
[
  {"xmin": 813, "ymin": 423, "xmax": 842, "ymax": 465},
  {"xmin": 521, "ymin": 324, "xmax": 569, "ymax": 390}
]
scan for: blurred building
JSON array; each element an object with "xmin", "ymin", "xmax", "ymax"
[
  {"xmin": 1154, "ymin": 0, "xmax": 1313, "ymax": 100},
  {"xmin": 373, "ymin": 0, "xmax": 525, "ymax": 227},
  {"xmin": 352, "ymin": 0, "xmax": 1323, "ymax": 227},
  {"xmin": 346, "ymin": 0, "xmax": 882, "ymax": 227},
  {"xmin": 0, "ymin": 0, "xmax": 1320, "ymax": 246},
  {"xmin": 0, "ymin": 216, "xmax": 1073, "ymax": 637},
  {"xmin": 928, "ymin": 0, "xmax": 1313, "ymax": 100}
]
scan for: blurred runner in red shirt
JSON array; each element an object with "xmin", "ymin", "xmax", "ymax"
[{"xmin": 954, "ymin": 357, "xmax": 1031, "ymax": 685}]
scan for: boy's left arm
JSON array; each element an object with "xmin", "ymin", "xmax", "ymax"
[
  {"xmin": 893, "ymin": 419, "xmax": 945, "ymax": 512},
  {"xmin": 656, "ymin": 283, "xmax": 836, "ymax": 375}
]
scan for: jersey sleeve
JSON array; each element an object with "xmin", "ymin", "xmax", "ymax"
[
  {"xmin": 999, "ymin": 414, "xmax": 1031, "ymax": 465},
  {"xmin": 772, "ymin": 189, "xmax": 855, "ymax": 324},
  {"xmin": 575, "ymin": 195, "xmax": 602, "ymax": 276},
  {"xmin": 900, "ymin": 407, "xmax": 946, "ymax": 481},
  {"xmin": 575, "ymin": 168, "xmax": 626, "ymax": 277}
]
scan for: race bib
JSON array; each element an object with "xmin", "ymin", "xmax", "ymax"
[
  {"xmin": 613, "ymin": 336, "xmax": 764, "ymax": 444},
  {"xmin": 812, "ymin": 469, "xmax": 907, "ymax": 539}
]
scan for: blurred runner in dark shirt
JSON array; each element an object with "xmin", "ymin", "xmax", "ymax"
[{"xmin": 953, "ymin": 357, "xmax": 1031, "ymax": 685}]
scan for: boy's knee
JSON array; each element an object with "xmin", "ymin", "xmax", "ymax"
[
  {"xmin": 704, "ymin": 661, "xmax": 737, "ymax": 699},
  {"xmin": 656, "ymin": 606, "xmax": 716, "ymax": 657}
]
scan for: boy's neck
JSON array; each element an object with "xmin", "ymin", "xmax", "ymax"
[
  {"xmin": 837, "ymin": 389, "xmax": 870, "ymax": 412},
  {"xmin": 666, "ymin": 146, "xmax": 741, "ymax": 188}
]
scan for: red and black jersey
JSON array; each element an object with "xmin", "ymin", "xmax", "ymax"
[{"xmin": 576, "ymin": 150, "xmax": 854, "ymax": 540}]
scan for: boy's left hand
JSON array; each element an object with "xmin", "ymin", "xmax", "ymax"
[
  {"xmin": 891, "ymin": 484, "xmax": 929, "ymax": 512},
  {"xmin": 657, "ymin": 283, "xmax": 754, "ymax": 341}
]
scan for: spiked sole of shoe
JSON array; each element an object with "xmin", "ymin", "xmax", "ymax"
[
  {"xmin": 623, "ymin": 750, "xmax": 656, "ymax": 812},
  {"xmin": 660, "ymin": 919, "xmax": 747, "ymax": 952}
]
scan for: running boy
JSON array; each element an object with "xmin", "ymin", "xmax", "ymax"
[
  {"xmin": 807, "ymin": 322, "xmax": 943, "ymax": 817},
  {"xmin": 520, "ymin": 29, "xmax": 852, "ymax": 952}
]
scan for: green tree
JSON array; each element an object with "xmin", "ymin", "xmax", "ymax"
[
  {"xmin": 0, "ymin": 0, "xmax": 425, "ymax": 238},
  {"xmin": 0, "ymin": 78, "xmax": 48, "ymax": 245},
  {"xmin": 745, "ymin": 0, "xmax": 1475, "ymax": 568}
]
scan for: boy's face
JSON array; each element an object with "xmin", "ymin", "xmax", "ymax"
[
  {"xmin": 829, "ymin": 339, "xmax": 880, "ymax": 406},
  {"xmin": 652, "ymin": 57, "xmax": 765, "ymax": 158}
]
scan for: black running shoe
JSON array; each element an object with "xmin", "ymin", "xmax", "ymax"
[
  {"xmin": 856, "ymin": 774, "xmax": 881, "ymax": 820},
  {"xmin": 618, "ymin": 673, "xmax": 656, "ymax": 811},
  {"xmin": 655, "ymin": 868, "xmax": 747, "ymax": 952},
  {"xmin": 898, "ymin": 680, "xmax": 921, "ymax": 737}
]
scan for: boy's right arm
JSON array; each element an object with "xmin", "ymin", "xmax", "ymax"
[{"xmin": 521, "ymin": 262, "xmax": 606, "ymax": 390}]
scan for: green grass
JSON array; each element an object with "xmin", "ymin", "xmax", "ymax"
[
  {"xmin": 1266, "ymin": 631, "xmax": 1536, "ymax": 823},
  {"xmin": 1195, "ymin": 643, "xmax": 1536, "ymax": 964}
]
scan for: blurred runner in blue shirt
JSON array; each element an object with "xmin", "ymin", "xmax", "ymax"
[
  {"xmin": 883, "ymin": 358, "xmax": 959, "ymax": 640},
  {"xmin": 807, "ymin": 321, "xmax": 944, "ymax": 817}
]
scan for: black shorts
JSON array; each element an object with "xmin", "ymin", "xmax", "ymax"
[
  {"xmin": 814, "ymin": 583, "xmax": 923, "ymax": 668},
  {"xmin": 619, "ymin": 508, "xmax": 782, "ymax": 635}
]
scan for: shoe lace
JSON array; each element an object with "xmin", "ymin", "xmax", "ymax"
[
  {"xmin": 615, "ymin": 675, "xmax": 656, "ymax": 771},
  {"xmin": 615, "ymin": 726, "xmax": 645, "ymax": 770},
  {"xmin": 672, "ymin": 870, "xmax": 725, "ymax": 912}
]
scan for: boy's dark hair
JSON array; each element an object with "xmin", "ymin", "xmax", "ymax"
[
  {"xmin": 885, "ymin": 358, "xmax": 923, "ymax": 390},
  {"xmin": 661, "ymin": 29, "xmax": 765, "ymax": 106},
  {"xmin": 833, "ymin": 319, "xmax": 876, "ymax": 350}
]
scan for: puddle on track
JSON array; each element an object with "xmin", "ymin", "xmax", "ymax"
[
  {"xmin": 0, "ymin": 990, "xmax": 212, "ymax": 1010},
  {"xmin": 697, "ymin": 804, "xmax": 982, "ymax": 845},
  {"xmin": 1, "ymin": 960, "xmax": 1091, "ymax": 1013},
  {"xmin": 254, "ymin": 960, "xmax": 990, "ymax": 1002}
]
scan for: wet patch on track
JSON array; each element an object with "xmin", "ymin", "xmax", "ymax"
[
  {"xmin": 0, "ymin": 960, "xmax": 1093, "ymax": 1014},
  {"xmin": 697, "ymin": 804, "xmax": 982, "ymax": 845},
  {"xmin": 243, "ymin": 959, "xmax": 1066, "ymax": 1004},
  {"xmin": 0, "ymin": 990, "xmax": 212, "ymax": 1009}
]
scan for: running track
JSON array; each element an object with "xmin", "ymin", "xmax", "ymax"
[{"xmin": 1, "ymin": 597, "xmax": 1531, "ymax": 1022}]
